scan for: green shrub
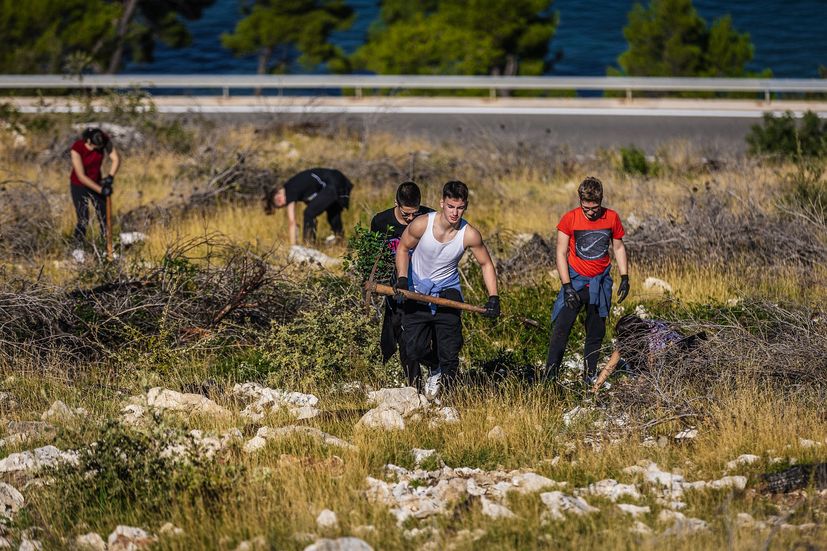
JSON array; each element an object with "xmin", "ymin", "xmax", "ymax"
[
  {"xmin": 619, "ymin": 145, "xmax": 651, "ymax": 175},
  {"xmin": 258, "ymin": 280, "xmax": 396, "ymax": 389},
  {"xmin": 42, "ymin": 421, "xmax": 243, "ymax": 530},
  {"xmin": 343, "ymin": 223, "xmax": 395, "ymax": 284},
  {"xmin": 747, "ymin": 110, "xmax": 827, "ymax": 160}
]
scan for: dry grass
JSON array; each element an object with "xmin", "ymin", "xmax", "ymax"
[{"xmin": 1, "ymin": 114, "xmax": 826, "ymax": 549}]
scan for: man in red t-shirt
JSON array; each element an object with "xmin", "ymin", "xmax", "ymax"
[
  {"xmin": 69, "ymin": 127, "xmax": 120, "ymax": 248},
  {"xmin": 545, "ymin": 176, "xmax": 629, "ymax": 383}
]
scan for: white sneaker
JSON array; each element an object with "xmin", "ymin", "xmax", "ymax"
[
  {"xmin": 71, "ymin": 249, "xmax": 86, "ymax": 263},
  {"xmin": 425, "ymin": 373, "xmax": 442, "ymax": 402}
]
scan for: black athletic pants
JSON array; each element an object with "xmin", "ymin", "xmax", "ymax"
[
  {"xmin": 545, "ymin": 286, "xmax": 606, "ymax": 382},
  {"xmin": 70, "ymin": 183, "xmax": 107, "ymax": 246},
  {"xmin": 381, "ymin": 298, "xmax": 438, "ymax": 387},
  {"xmin": 303, "ymin": 183, "xmax": 344, "ymax": 243},
  {"xmin": 402, "ymin": 289, "xmax": 463, "ymax": 390}
]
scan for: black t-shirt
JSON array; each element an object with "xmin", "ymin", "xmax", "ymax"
[
  {"xmin": 370, "ymin": 206, "xmax": 435, "ymax": 242},
  {"xmin": 284, "ymin": 168, "xmax": 348, "ymax": 204}
]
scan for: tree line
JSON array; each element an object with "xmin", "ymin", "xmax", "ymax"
[{"xmin": 1, "ymin": 0, "xmax": 773, "ymax": 78}]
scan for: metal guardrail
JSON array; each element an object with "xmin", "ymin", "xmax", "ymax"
[{"xmin": 1, "ymin": 74, "xmax": 826, "ymax": 101}]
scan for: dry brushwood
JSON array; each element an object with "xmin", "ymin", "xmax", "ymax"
[
  {"xmin": 625, "ymin": 191, "xmax": 827, "ymax": 267},
  {"xmin": 0, "ymin": 179, "xmax": 63, "ymax": 258},
  {"xmin": 603, "ymin": 300, "xmax": 827, "ymax": 421},
  {"xmin": 0, "ymin": 235, "xmax": 307, "ymax": 367}
]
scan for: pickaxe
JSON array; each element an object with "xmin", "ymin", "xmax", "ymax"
[{"xmin": 363, "ymin": 279, "xmax": 540, "ymax": 328}]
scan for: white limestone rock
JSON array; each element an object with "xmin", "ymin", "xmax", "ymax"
[
  {"xmin": 303, "ymin": 537, "xmax": 373, "ymax": 551},
  {"xmin": 540, "ymin": 491, "xmax": 599, "ymax": 520}
]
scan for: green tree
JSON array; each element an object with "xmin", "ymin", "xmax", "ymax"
[
  {"xmin": 612, "ymin": 0, "xmax": 762, "ymax": 77},
  {"xmin": 221, "ymin": 0, "xmax": 354, "ymax": 74},
  {"xmin": 0, "ymin": 0, "xmax": 216, "ymax": 74},
  {"xmin": 106, "ymin": 0, "xmax": 218, "ymax": 73},
  {"xmin": 353, "ymin": 0, "xmax": 558, "ymax": 76}
]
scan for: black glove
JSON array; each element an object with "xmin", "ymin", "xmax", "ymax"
[
  {"xmin": 617, "ymin": 275, "xmax": 630, "ymax": 303},
  {"xmin": 101, "ymin": 175, "xmax": 114, "ymax": 187},
  {"xmin": 562, "ymin": 283, "xmax": 581, "ymax": 310},
  {"xmin": 483, "ymin": 295, "xmax": 500, "ymax": 318},
  {"xmin": 100, "ymin": 184, "xmax": 112, "ymax": 197},
  {"xmin": 393, "ymin": 276, "xmax": 408, "ymax": 304}
]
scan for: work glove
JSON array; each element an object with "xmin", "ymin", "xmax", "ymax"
[
  {"xmin": 483, "ymin": 295, "xmax": 500, "ymax": 318},
  {"xmin": 100, "ymin": 184, "xmax": 112, "ymax": 197},
  {"xmin": 393, "ymin": 276, "xmax": 408, "ymax": 305},
  {"xmin": 617, "ymin": 275, "xmax": 630, "ymax": 303},
  {"xmin": 101, "ymin": 175, "xmax": 114, "ymax": 187},
  {"xmin": 562, "ymin": 283, "xmax": 581, "ymax": 311}
]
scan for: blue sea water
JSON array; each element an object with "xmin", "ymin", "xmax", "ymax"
[{"xmin": 124, "ymin": 0, "xmax": 827, "ymax": 78}]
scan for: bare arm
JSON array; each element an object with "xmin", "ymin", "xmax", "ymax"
[
  {"xmin": 612, "ymin": 238, "xmax": 628, "ymax": 276},
  {"xmin": 107, "ymin": 147, "xmax": 121, "ymax": 177},
  {"xmin": 395, "ymin": 215, "xmax": 426, "ymax": 279},
  {"xmin": 593, "ymin": 349, "xmax": 621, "ymax": 393},
  {"xmin": 466, "ymin": 227, "xmax": 498, "ymax": 297},
  {"xmin": 286, "ymin": 202, "xmax": 298, "ymax": 246},
  {"xmin": 70, "ymin": 150, "xmax": 102, "ymax": 193},
  {"xmin": 556, "ymin": 230, "xmax": 571, "ymax": 284}
]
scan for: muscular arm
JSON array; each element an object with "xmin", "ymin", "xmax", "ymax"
[
  {"xmin": 395, "ymin": 215, "xmax": 426, "ymax": 280},
  {"xmin": 612, "ymin": 238, "xmax": 628, "ymax": 276},
  {"xmin": 107, "ymin": 147, "xmax": 121, "ymax": 177},
  {"xmin": 556, "ymin": 230, "xmax": 571, "ymax": 284},
  {"xmin": 286, "ymin": 202, "xmax": 298, "ymax": 246},
  {"xmin": 466, "ymin": 227, "xmax": 498, "ymax": 297},
  {"xmin": 70, "ymin": 150, "xmax": 102, "ymax": 193}
]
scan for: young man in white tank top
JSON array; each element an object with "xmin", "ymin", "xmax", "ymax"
[{"xmin": 394, "ymin": 181, "xmax": 500, "ymax": 399}]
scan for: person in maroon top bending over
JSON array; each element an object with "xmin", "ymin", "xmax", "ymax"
[
  {"xmin": 545, "ymin": 176, "xmax": 630, "ymax": 384},
  {"xmin": 69, "ymin": 127, "xmax": 120, "ymax": 247}
]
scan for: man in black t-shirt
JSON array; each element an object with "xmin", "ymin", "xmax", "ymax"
[
  {"xmin": 370, "ymin": 181, "xmax": 435, "ymax": 388},
  {"xmin": 266, "ymin": 168, "xmax": 354, "ymax": 245}
]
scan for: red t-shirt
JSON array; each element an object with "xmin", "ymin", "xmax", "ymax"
[
  {"xmin": 70, "ymin": 139, "xmax": 109, "ymax": 186},
  {"xmin": 557, "ymin": 207, "xmax": 625, "ymax": 277}
]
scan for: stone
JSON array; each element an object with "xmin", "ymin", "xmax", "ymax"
[
  {"xmin": 725, "ymin": 454, "xmax": 760, "ymax": 471},
  {"xmin": 290, "ymin": 406, "xmax": 321, "ymax": 420},
  {"xmin": 357, "ymin": 408, "xmax": 405, "ymax": 431},
  {"xmin": 316, "ymin": 509, "xmax": 339, "ymax": 530},
  {"xmin": 0, "ymin": 537, "xmax": 8, "ymax": 549},
  {"xmin": 0, "ymin": 421, "xmax": 56, "ymax": 448},
  {"xmin": 430, "ymin": 407, "xmax": 460, "ymax": 427},
  {"xmin": 540, "ymin": 491, "xmax": 599, "ymax": 520},
  {"xmin": 107, "ymin": 526, "xmax": 155, "ymax": 551},
  {"xmin": 119, "ymin": 232, "xmax": 147, "ymax": 246},
  {"xmin": 643, "ymin": 277, "xmax": 673, "ymax": 294},
  {"xmin": 75, "ymin": 533, "xmax": 107, "ymax": 551},
  {"xmin": 40, "ymin": 400, "xmax": 76, "ymax": 423},
  {"xmin": 233, "ymin": 536, "xmax": 267, "ymax": 551},
  {"xmin": 708, "ymin": 476, "xmax": 747, "ymax": 491},
  {"xmin": 0, "ymin": 483, "xmax": 24, "ymax": 519},
  {"xmin": 0, "ymin": 445, "xmax": 77, "ymax": 475},
  {"xmin": 243, "ymin": 426, "xmax": 356, "ymax": 454},
  {"xmin": 233, "ymin": 383, "xmax": 319, "ymax": 421},
  {"xmin": 158, "ymin": 523, "xmax": 184, "ymax": 537},
  {"xmin": 629, "ymin": 521, "xmax": 653, "ymax": 535},
  {"xmin": 674, "ymin": 428, "xmax": 698, "ymax": 441},
  {"xmin": 562, "ymin": 406, "xmax": 593, "ymax": 427},
  {"xmin": 486, "ymin": 426, "xmax": 506, "ymax": 441},
  {"xmin": 480, "ymin": 496, "xmax": 516, "ymax": 519},
  {"xmin": 289, "ymin": 245, "xmax": 341, "ymax": 267},
  {"xmin": 617, "ymin": 504, "xmax": 650, "ymax": 518},
  {"xmin": 657, "ymin": 510, "xmax": 709, "ymax": 536},
  {"xmin": 509, "ymin": 472, "xmax": 557, "ymax": 494},
  {"xmin": 18, "ymin": 539, "xmax": 42, "ymax": 551},
  {"xmin": 303, "ymin": 537, "xmax": 373, "ymax": 551},
  {"xmin": 120, "ymin": 404, "xmax": 146, "ymax": 426},
  {"xmin": 799, "ymin": 438, "xmax": 821, "ymax": 448},
  {"xmin": 146, "ymin": 387, "xmax": 230, "ymax": 418},
  {"xmin": 412, "ymin": 448, "xmax": 436, "ymax": 465},
  {"xmin": 367, "ymin": 387, "xmax": 428, "ymax": 416},
  {"xmin": 581, "ymin": 479, "xmax": 642, "ymax": 502}
]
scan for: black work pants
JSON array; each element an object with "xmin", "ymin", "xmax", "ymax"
[
  {"xmin": 303, "ymin": 184, "xmax": 343, "ymax": 243},
  {"xmin": 70, "ymin": 183, "xmax": 107, "ymax": 246},
  {"xmin": 545, "ymin": 286, "xmax": 606, "ymax": 382},
  {"xmin": 402, "ymin": 289, "xmax": 463, "ymax": 390},
  {"xmin": 381, "ymin": 298, "xmax": 438, "ymax": 388}
]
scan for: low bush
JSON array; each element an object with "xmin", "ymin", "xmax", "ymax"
[{"xmin": 747, "ymin": 110, "xmax": 827, "ymax": 160}]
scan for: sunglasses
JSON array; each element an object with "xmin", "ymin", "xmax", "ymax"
[
  {"xmin": 580, "ymin": 202, "xmax": 602, "ymax": 213},
  {"xmin": 399, "ymin": 208, "xmax": 422, "ymax": 220}
]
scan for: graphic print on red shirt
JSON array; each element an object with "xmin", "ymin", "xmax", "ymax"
[{"xmin": 556, "ymin": 207, "xmax": 625, "ymax": 277}]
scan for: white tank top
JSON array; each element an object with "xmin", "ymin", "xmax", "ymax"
[{"xmin": 411, "ymin": 212, "xmax": 467, "ymax": 295}]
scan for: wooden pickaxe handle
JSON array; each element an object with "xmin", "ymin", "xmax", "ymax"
[
  {"xmin": 365, "ymin": 281, "xmax": 486, "ymax": 313},
  {"xmin": 105, "ymin": 195, "xmax": 113, "ymax": 260},
  {"xmin": 363, "ymin": 281, "xmax": 541, "ymax": 327}
]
